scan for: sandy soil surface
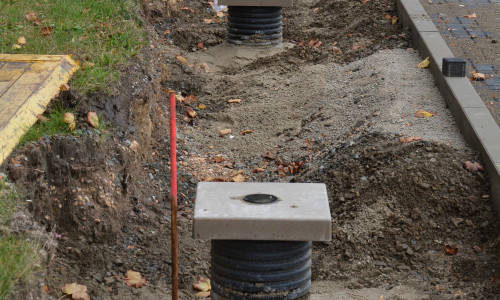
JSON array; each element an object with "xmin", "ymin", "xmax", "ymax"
[{"xmin": 3, "ymin": 0, "xmax": 499, "ymax": 299}]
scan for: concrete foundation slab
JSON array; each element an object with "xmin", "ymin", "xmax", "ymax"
[{"xmin": 193, "ymin": 182, "xmax": 331, "ymax": 241}]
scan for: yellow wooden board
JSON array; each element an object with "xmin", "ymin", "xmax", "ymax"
[{"xmin": 0, "ymin": 54, "xmax": 79, "ymax": 166}]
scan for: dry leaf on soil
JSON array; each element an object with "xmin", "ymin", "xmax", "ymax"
[
  {"xmin": 63, "ymin": 112, "xmax": 76, "ymax": 131},
  {"xmin": 415, "ymin": 109, "xmax": 435, "ymax": 118},
  {"xmin": 186, "ymin": 107, "xmax": 197, "ymax": 118},
  {"xmin": 193, "ymin": 277, "xmax": 211, "ymax": 292},
  {"xmin": 417, "ymin": 57, "xmax": 430, "ymax": 69},
  {"xmin": 464, "ymin": 12, "xmax": 477, "ymax": 18},
  {"xmin": 444, "ymin": 245, "xmax": 458, "ymax": 255},
  {"xmin": 470, "ymin": 71, "xmax": 486, "ymax": 81},
  {"xmin": 252, "ymin": 168, "xmax": 265, "ymax": 173},
  {"xmin": 61, "ymin": 283, "xmax": 90, "ymax": 300},
  {"xmin": 219, "ymin": 129, "xmax": 232, "ymax": 136},
  {"xmin": 463, "ymin": 161, "xmax": 484, "ymax": 174},
  {"xmin": 391, "ymin": 16, "xmax": 398, "ymax": 24},
  {"xmin": 125, "ymin": 270, "xmax": 146, "ymax": 288},
  {"xmin": 197, "ymin": 42, "xmax": 205, "ymax": 49},
  {"xmin": 197, "ymin": 104, "xmax": 207, "ymax": 110},
  {"xmin": 232, "ymin": 174, "xmax": 245, "ymax": 182},
  {"xmin": 175, "ymin": 55, "xmax": 188, "ymax": 64},
  {"xmin": 87, "ymin": 111, "xmax": 99, "ymax": 128},
  {"xmin": 41, "ymin": 26, "xmax": 54, "ymax": 36},
  {"xmin": 332, "ymin": 46, "xmax": 342, "ymax": 55},
  {"xmin": 185, "ymin": 94, "xmax": 197, "ymax": 102},
  {"xmin": 239, "ymin": 129, "xmax": 253, "ymax": 135},
  {"xmin": 227, "ymin": 99, "xmax": 242, "ymax": 103},
  {"xmin": 399, "ymin": 136, "xmax": 421, "ymax": 143}
]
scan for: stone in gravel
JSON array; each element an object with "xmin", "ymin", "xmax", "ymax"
[
  {"xmin": 429, "ymin": 220, "xmax": 438, "ymax": 228},
  {"xmin": 451, "ymin": 217, "xmax": 464, "ymax": 227},
  {"xmin": 93, "ymin": 273, "xmax": 103, "ymax": 283},
  {"xmin": 376, "ymin": 261, "xmax": 387, "ymax": 267},
  {"xmin": 114, "ymin": 259, "xmax": 124, "ymax": 266},
  {"xmin": 406, "ymin": 247, "xmax": 414, "ymax": 256}
]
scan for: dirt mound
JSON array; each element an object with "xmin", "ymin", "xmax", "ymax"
[{"xmin": 306, "ymin": 133, "xmax": 499, "ymax": 299}]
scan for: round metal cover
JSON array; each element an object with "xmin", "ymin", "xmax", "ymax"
[{"xmin": 243, "ymin": 193, "xmax": 278, "ymax": 204}]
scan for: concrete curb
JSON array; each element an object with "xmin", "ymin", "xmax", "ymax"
[{"xmin": 397, "ymin": 0, "xmax": 500, "ymax": 220}]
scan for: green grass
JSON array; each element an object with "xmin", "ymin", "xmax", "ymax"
[
  {"xmin": 0, "ymin": 177, "xmax": 42, "ymax": 298},
  {"xmin": 19, "ymin": 105, "xmax": 74, "ymax": 145},
  {"xmin": 0, "ymin": 0, "xmax": 146, "ymax": 93}
]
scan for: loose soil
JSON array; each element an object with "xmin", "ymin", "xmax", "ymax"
[{"xmin": 3, "ymin": 0, "xmax": 499, "ymax": 299}]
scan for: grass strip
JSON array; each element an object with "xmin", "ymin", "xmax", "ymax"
[{"xmin": 0, "ymin": 0, "xmax": 146, "ymax": 93}]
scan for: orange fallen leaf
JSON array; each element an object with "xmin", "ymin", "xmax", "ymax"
[
  {"xmin": 332, "ymin": 46, "xmax": 342, "ymax": 55},
  {"xmin": 470, "ymin": 71, "xmax": 486, "ymax": 81},
  {"xmin": 185, "ymin": 94, "xmax": 197, "ymax": 102},
  {"xmin": 180, "ymin": 7, "xmax": 195, "ymax": 12},
  {"xmin": 239, "ymin": 129, "xmax": 253, "ymax": 135},
  {"xmin": 87, "ymin": 111, "xmax": 100, "ymax": 128},
  {"xmin": 415, "ymin": 109, "xmax": 435, "ymax": 118},
  {"xmin": 313, "ymin": 41, "xmax": 323, "ymax": 48},
  {"xmin": 186, "ymin": 107, "xmax": 197, "ymax": 118},
  {"xmin": 227, "ymin": 99, "xmax": 242, "ymax": 104},
  {"xmin": 463, "ymin": 161, "xmax": 484, "ymax": 174},
  {"xmin": 384, "ymin": 14, "xmax": 392, "ymax": 21},
  {"xmin": 219, "ymin": 129, "xmax": 232, "ymax": 136},
  {"xmin": 197, "ymin": 42, "xmax": 205, "ymax": 49},
  {"xmin": 307, "ymin": 38, "xmax": 318, "ymax": 47},
  {"xmin": 312, "ymin": 8, "xmax": 320, "ymax": 13},
  {"xmin": 216, "ymin": 11, "xmax": 224, "ymax": 17},
  {"xmin": 203, "ymin": 19, "xmax": 213, "ymax": 24},
  {"xmin": 125, "ymin": 270, "xmax": 146, "ymax": 288},
  {"xmin": 61, "ymin": 283, "xmax": 90, "ymax": 300},
  {"xmin": 399, "ymin": 136, "xmax": 421, "ymax": 143},
  {"xmin": 252, "ymin": 168, "xmax": 265, "ymax": 173},
  {"xmin": 41, "ymin": 26, "xmax": 54, "ymax": 36},
  {"xmin": 444, "ymin": 245, "xmax": 458, "ymax": 255},
  {"xmin": 464, "ymin": 12, "xmax": 477, "ymax": 18}
]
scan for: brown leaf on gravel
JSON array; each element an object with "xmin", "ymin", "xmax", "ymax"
[
  {"xmin": 61, "ymin": 283, "xmax": 90, "ymax": 300},
  {"xmin": 464, "ymin": 12, "xmax": 477, "ymax": 18},
  {"xmin": 203, "ymin": 19, "xmax": 213, "ymax": 24},
  {"xmin": 186, "ymin": 107, "xmax": 197, "ymax": 118},
  {"xmin": 332, "ymin": 46, "xmax": 342, "ymax": 55},
  {"xmin": 212, "ymin": 156, "xmax": 224, "ymax": 163},
  {"xmin": 262, "ymin": 152, "xmax": 275, "ymax": 160},
  {"xmin": 125, "ymin": 270, "xmax": 146, "ymax": 288},
  {"xmin": 307, "ymin": 38, "xmax": 318, "ymax": 47},
  {"xmin": 40, "ymin": 26, "xmax": 54, "ymax": 36},
  {"xmin": 180, "ymin": 6, "xmax": 195, "ymax": 12},
  {"xmin": 312, "ymin": 8, "xmax": 320, "ymax": 13},
  {"xmin": 228, "ymin": 99, "xmax": 242, "ymax": 103},
  {"xmin": 193, "ymin": 277, "xmax": 211, "ymax": 292},
  {"xmin": 470, "ymin": 71, "xmax": 486, "ymax": 81},
  {"xmin": 197, "ymin": 42, "xmax": 205, "ymax": 49},
  {"xmin": 231, "ymin": 174, "xmax": 245, "ymax": 182},
  {"xmin": 399, "ymin": 136, "xmax": 422, "ymax": 143},
  {"xmin": 175, "ymin": 55, "xmax": 188, "ymax": 64},
  {"xmin": 252, "ymin": 167, "xmax": 265, "ymax": 173},
  {"xmin": 219, "ymin": 129, "xmax": 232, "ymax": 136},
  {"xmin": 313, "ymin": 41, "xmax": 323, "ymax": 48},
  {"xmin": 463, "ymin": 161, "xmax": 484, "ymax": 174},
  {"xmin": 239, "ymin": 129, "xmax": 253, "ymax": 135},
  {"xmin": 444, "ymin": 245, "xmax": 458, "ymax": 255},
  {"xmin": 197, "ymin": 104, "xmax": 207, "ymax": 110},
  {"xmin": 185, "ymin": 94, "xmax": 197, "ymax": 102}
]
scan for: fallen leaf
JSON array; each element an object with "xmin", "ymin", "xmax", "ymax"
[
  {"xmin": 216, "ymin": 11, "xmax": 224, "ymax": 17},
  {"xmin": 37, "ymin": 115, "xmax": 48, "ymax": 122},
  {"xmin": 125, "ymin": 271, "xmax": 146, "ymax": 288},
  {"xmin": 332, "ymin": 46, "xmax": 342, "ymax": 55},
  {"xmin": 415, "ymin": 109, "xmax": 435, "ymax": 118},
  {"xmin": 17, "ymin": 36, "xmax": 26, "ymax": 45},
  {"xmin": 62, "ymin": 112, "xmax": 76, "ymax": 131},
  {"xmin": 60, "ymin": 83, "xmax": 70, "ymax": 91},
  {"xmin": 384, "ymin": 14, "xmax": 392, "ymax": 21},
  {"xmin": 227, "ymin": 99, "xmax": 242, "ymax": 103},
  {"xmin": 176, "ymin": 93, "xmax": 186, "ymax": 102},
  {"xmin": 11, "ymin": 157, "xmax": 20, "ymax": 164},
  {"xmin": 129, "ymin": 140, "xmax": 139, "ymax": 151},
  {"xmin": 175, "ymin": 55, "xmax": 188, "ymax": 64},
  {"xmin": 197, "ymin": 42, "xmax": 205, "ymax": 49},
  {"xmin": 41, "ymin": 26, "xmax": 54, "ymax": 36},
  {"xmin": 252, "ymin": 168, "xmax": 265, "ymax": 173},
  {"xmin": 312, "ymin": 8, "xmax": 320, "ymax": 13},
  {"xmin": 418, "ymin": 57, "xmax": 430, "ymax": 69},
  {"xmin": 199, "ymin": 63, "xmax": 210, "ymax": 73},
  {"xmin": 232, "ymin": 174, "xmax": 245, "ymax": 182},
  {"xmin": 186, "ymin": 107, "xmax": 197, "ymax": 118},
  {"xmin": 262, "ymin": 152, "xmax": 275, "ymax": 160},
  {"xmin": 193, "ymin": 277, "xmax": 211, "ymax": 292},
  {"xmin": 11, "ymin": 44, "xmax": 22, "ymax": 50},
  {"xmin": 392, "ymin": 16, "xmax": 398, "ymax": 25},
  {"xmin": 185, "ymin": 94, "xmax": 197, "ymax": 102},
  {"xmin": 399, "ymin": 136, "xmax": 422, "ymax": 143},
  {"xmin": 87, "ymin": 112, "xmax": 99, "ymax": 128},
  {"xmin": 180, "ymin": 7, "xmax": 195, "ymax": 12},
  {"xmin": 212, "ymin": 156, "xmax": 224, "ymax": 163},
  {"xmin": 203, "ymin": 19, "xmax": 213, "ymax": 24},
  {"xmin": 239, "ymin": 129, "xmax": 253, "ymax": 135},
  {"xmin": 219, "ymin": 129, "xmax": 232, "ymax": 136},
  {"xmin": 307, "ymin": 38, "xmax": 318, "ymax": 47},
  {"xmin": 463, "ymin": 161, "xmax": 484, "ymax": 174},
  {"xmin": 464, "ymin": 12, "xmax": 477, "ymax": 18},
  {"xmin": 444, "ymin": 244, "xmax": 458, "ymax": 255},
  {"xmin": 25, "ymin": 12, "xmax": 38, "ymax": 22},
  {"xmin": 470, "ymin": 71, "xmax": 486, "ymax": 81},
  {"xmin": 61, "ymin": 283, "xmax": 90, "ymax": 300},
  {"xmin": 197, "ymin": 104, "xmax": 207, "ymax": 110},
  {"xmin": 314, "ymin": 41, "xmax": 323, "ymax": 48},
  {"xmin": 298, "ymin": 40, "xmax": 305, "ymax": 46}
]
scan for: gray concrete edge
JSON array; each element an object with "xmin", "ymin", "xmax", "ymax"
[{"xmin": 397, "ymin": 0, "xmax": 500, "ymax": 221}]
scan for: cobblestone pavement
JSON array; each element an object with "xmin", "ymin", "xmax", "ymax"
[{"xmin": 419, "ymin": 0, "xmax": 500, "ymax": 125}]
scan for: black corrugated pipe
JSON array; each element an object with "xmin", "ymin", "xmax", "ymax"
[
  {"xmin": 211, "ymin": 240, "xmax": 312, "ymax": 299},
  {"xmin": 227, "ymin": 6, "xmax": 283, "ymax": 46}
]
